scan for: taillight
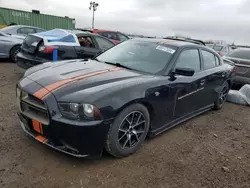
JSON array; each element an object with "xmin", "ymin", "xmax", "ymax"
[
  {"xmin": 232, "ymin": 67, "xmax": 236, "ymax": 73},
  {"xmin": 39, "ymin": 46, "xmax": 57, "ymax": 53},
  {"xmin": 218, "ymin": 52, "xmax": 222, "ymax": 56}
]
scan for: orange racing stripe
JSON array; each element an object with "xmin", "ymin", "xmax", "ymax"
[{"xmin": 33, "ymin": 67, "xmax": 122, "ymax": 99}]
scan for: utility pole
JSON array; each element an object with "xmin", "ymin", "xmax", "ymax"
[{"xmin": 89, "ymin": 1, "xmax": 99, "ymax": 29}]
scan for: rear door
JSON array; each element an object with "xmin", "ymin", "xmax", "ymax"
[{"xmin": 200, "ymin": 49, "xmax": 227, "ymax": 105}]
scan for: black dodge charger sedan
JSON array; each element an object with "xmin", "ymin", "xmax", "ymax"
[{"xmin": 16, "ymin": 38, "xmax": 235, "ymax": 158}]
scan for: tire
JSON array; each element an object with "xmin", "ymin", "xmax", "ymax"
[
  {"xmin": 105, "ymin": 103, "xmax": 150, "ymax": 158},
  {"xmin": 10, "ymin": 45, "xmax": 21, "ymax": 62},
  {"xmin": 214, "ymin": 82, "xmax": 229, "ymax": 110}
]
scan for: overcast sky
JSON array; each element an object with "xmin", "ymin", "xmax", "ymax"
[{"xmin": 1, "ymin": 0, "xmax": 250, "ymax": 44}]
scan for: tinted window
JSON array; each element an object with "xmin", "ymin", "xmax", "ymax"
[
  {"xmin": 99, "ymin": 32, "xmax": 118, "ymax": 40},
  {"xmin": 117, "ymin": 33, "xmax": 128, "ymax": 41},
  {"xmin": 202, "ymin": 50, "xmax": 217, "ymax": 69},
  {"xmin": 36, "ymin": 29, "xmax": 45, "ymax": 33},
  {"xmin": 96, "ymin": 40, "xmax": 177, "ymax": 74},
  {"xmin": 17, "ymin": 28, "xmax": 36, "ymax": 35},
  {"xmin": 227, "ymin": 50, "xmax": 250, "ymax": 60},
  {"xmin": 175, "ymin": 49, "xmax": 201, "ymax": 72},
  {"xmin": 94, "ymin": 36, "xmax": 115, "ymax": 50},
  {"xmin": 78, "ymin": 36, "xmax": 95, "ymax": 48},
  {"xmin": 213, "ymin": 46, "xmax": 223, "ymax": 52}
]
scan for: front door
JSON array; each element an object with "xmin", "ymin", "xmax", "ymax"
[{"xmin": 75, "ymin": 35, "xmax": 101, "ymax": 59}]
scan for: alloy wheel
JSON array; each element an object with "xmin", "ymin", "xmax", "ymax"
[
  {"xmin": 219, "ymin": 86, "xmax": 228, "ymax": 105},
  {"xmin": 14, "ymin": 48, "xmax": 20, "ymax": 62},
  {"xmin": 117, "ymin": 111, "xmax": 146, "ymax": 149}
]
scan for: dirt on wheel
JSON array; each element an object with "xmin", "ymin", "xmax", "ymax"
[{"xmin": 0, "ymin": 62, "xmax": 250, "ymax": 188}]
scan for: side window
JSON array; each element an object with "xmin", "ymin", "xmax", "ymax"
[
  {"xmin": 201, "ymin": 50, "xmax": 217, "ymax": 69},
  {"xmin": 117, "ymin": 33, "xmax": 128, "ymax": 42},
  {"xmin": 175, "ymin": 49, "xmax": 201, "ymax": 72},
  {"xmin": 36, "ymin": 29, "xmax": 45, "ymax": 33},
  {"xmin": 99, "ymin": 32, "xmax": 118, "ymax": 40},
  {"xmin": 78, "ymin": 36, "xmax": 94, "ymax": 48},
  {"xmin": 94, "ymin": 36, "xmax": 115, "ymax": 50},
  {"xmin": 17, "ymin": 28, "xmax": 36, "ymax": 35}
]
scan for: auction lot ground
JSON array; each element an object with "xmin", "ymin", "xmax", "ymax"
[{"xmin": 0, "ymin": 62, "xmax": 250, "ymax": 188}]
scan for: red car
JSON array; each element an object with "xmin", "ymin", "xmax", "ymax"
[{"xmin": 77, "ymin": 28, "xmax": 129, "ymax": 44}]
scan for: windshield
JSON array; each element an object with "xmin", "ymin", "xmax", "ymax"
[
  {"xmin": 213, "ymin": 45, "xmax": 223, "ymax": 51},
  {"xmin": 226, "ymin": 49, "xmax": 250, "ymax": 60},
  {"xmin": 96, "ymin": 40, "xmax": 177, "ymax": 74}
]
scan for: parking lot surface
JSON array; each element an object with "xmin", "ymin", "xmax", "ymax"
[{"xmin": 0, "ymin": 62, "xmax": 250, "ymax": 188}]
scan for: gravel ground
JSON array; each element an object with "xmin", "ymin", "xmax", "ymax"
[{"xmin": 0, "ymin": 62, "xmax": 250, "ymax": 188}]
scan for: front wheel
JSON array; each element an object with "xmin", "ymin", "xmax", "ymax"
[
  {"xmin": 105, "ymin": 104, "xmax": 150, "ymax": 158},
  {"xmin": 214, "ymin": 82, "xmax": 229, "ymax": 110},
  {"xmin": 10, "ymin": 45, "xmax": 21, "ymax": 62}
]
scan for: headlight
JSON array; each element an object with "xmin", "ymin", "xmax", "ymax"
[{"xmin": 58, "ymin": 103, "xmax": 101, "ymax": 120}]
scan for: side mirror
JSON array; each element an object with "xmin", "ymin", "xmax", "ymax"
[{"xmin": 173, "ymin": 67, "xmax": 195, "ymax": 77}]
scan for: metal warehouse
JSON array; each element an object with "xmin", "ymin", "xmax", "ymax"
[{"xmin": 0, "ymin": 7, "xmax": 76, "ymax": 29}]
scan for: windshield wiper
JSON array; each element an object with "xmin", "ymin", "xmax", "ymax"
[{"xmin": 104, "ymin": 62, "xmax": 133, "ymax": 70}]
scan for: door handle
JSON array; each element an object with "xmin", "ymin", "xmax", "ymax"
[{"xmin": 200, "ymin": 79, "xmax": 206, "ymax": 86}]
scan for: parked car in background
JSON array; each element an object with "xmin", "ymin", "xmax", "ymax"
[
  {"xmin": 0, "ymin": 25, "xmax": 45, "ymax": 37},
  {"xmin": 16, "ymin": 29, "xmax": 116, "ymax": 69},
  {"xmin": 224, "ymin": 48, "xmax": 250, "ymax": 85},
  {"xmin": 77, "ymin": 28, "xmax": 129, "ymax": 44},
  {"xmin": 16, "ymin": 38, "xmax": 234, "ymax": 158},
  {"xmin": 0, "ymin": 31, "xmax": 24, "ymax": 61},
  {"xmin": 208, "ymin": 44, "xmax": 232, "ymax": 56}
]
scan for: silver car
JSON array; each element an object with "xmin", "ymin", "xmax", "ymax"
[
  {"xmin": 0, "ymin": 31, "xmax": 24, "ymax": 61},
  {"xmin": 0, "ymin": 25, "xmax": 45, "ymax": 61},
  {"xmin": 0, "ymin": 25, "xmax": 45, "ymax": 37}
]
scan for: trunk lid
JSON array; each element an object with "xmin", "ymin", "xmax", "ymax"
[
  {"xmin": 21, "ymin": 35, "xmax": 43, "ymax": 54},
  {"xmin": 225, "ymin": 57, "xmax": 250, "ymax": 76}
]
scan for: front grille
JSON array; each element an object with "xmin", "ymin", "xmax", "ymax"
[{"xmin": 18, "ymin": 89, "xmax": 49, "ymax": 125}]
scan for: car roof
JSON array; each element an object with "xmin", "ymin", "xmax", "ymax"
[
  {"xmin": 77, "ymin": 28, "xmax": 124, "ymax": 33},
  {"xmin": 131, "ymin": 38, "xmax": 204, "ymax": 48},
  {"xmin": 4, "ymin": 25, "xmax": 43, "ymax": 29}
]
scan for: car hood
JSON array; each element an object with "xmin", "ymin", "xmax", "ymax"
[{"xmin": 24, "ymin": 59, "xmax": 149, "ymax": 100}]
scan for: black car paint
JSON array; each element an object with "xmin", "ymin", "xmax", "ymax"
[
  {"xmin": 17, "ymin": 41, "xmax": 234, "ymax": 158},
  {"xmin": 16, "ymin": 33, "xmax": 115, "ymax": 69}
]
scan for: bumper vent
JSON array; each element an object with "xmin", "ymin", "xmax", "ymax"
[{"xmin": 18, "ymin": 88, "xmax": 49, "ymax": 125}]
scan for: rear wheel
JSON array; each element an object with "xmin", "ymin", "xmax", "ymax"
[
  {"xmin": 105, "ymin": 104, "xmax": 150, "ymax": 158},
  {"xmin": 10, "ymin": 45, "xmax": 21, "ymax": 62},
  {"xmin": 214, "ymin": 82, "xmax": 229, "ymax": 110}
]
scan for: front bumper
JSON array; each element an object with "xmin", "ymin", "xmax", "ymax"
[{"xmin": 18, "ymin": 111, "xmax": 112, "ymax": 158}]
